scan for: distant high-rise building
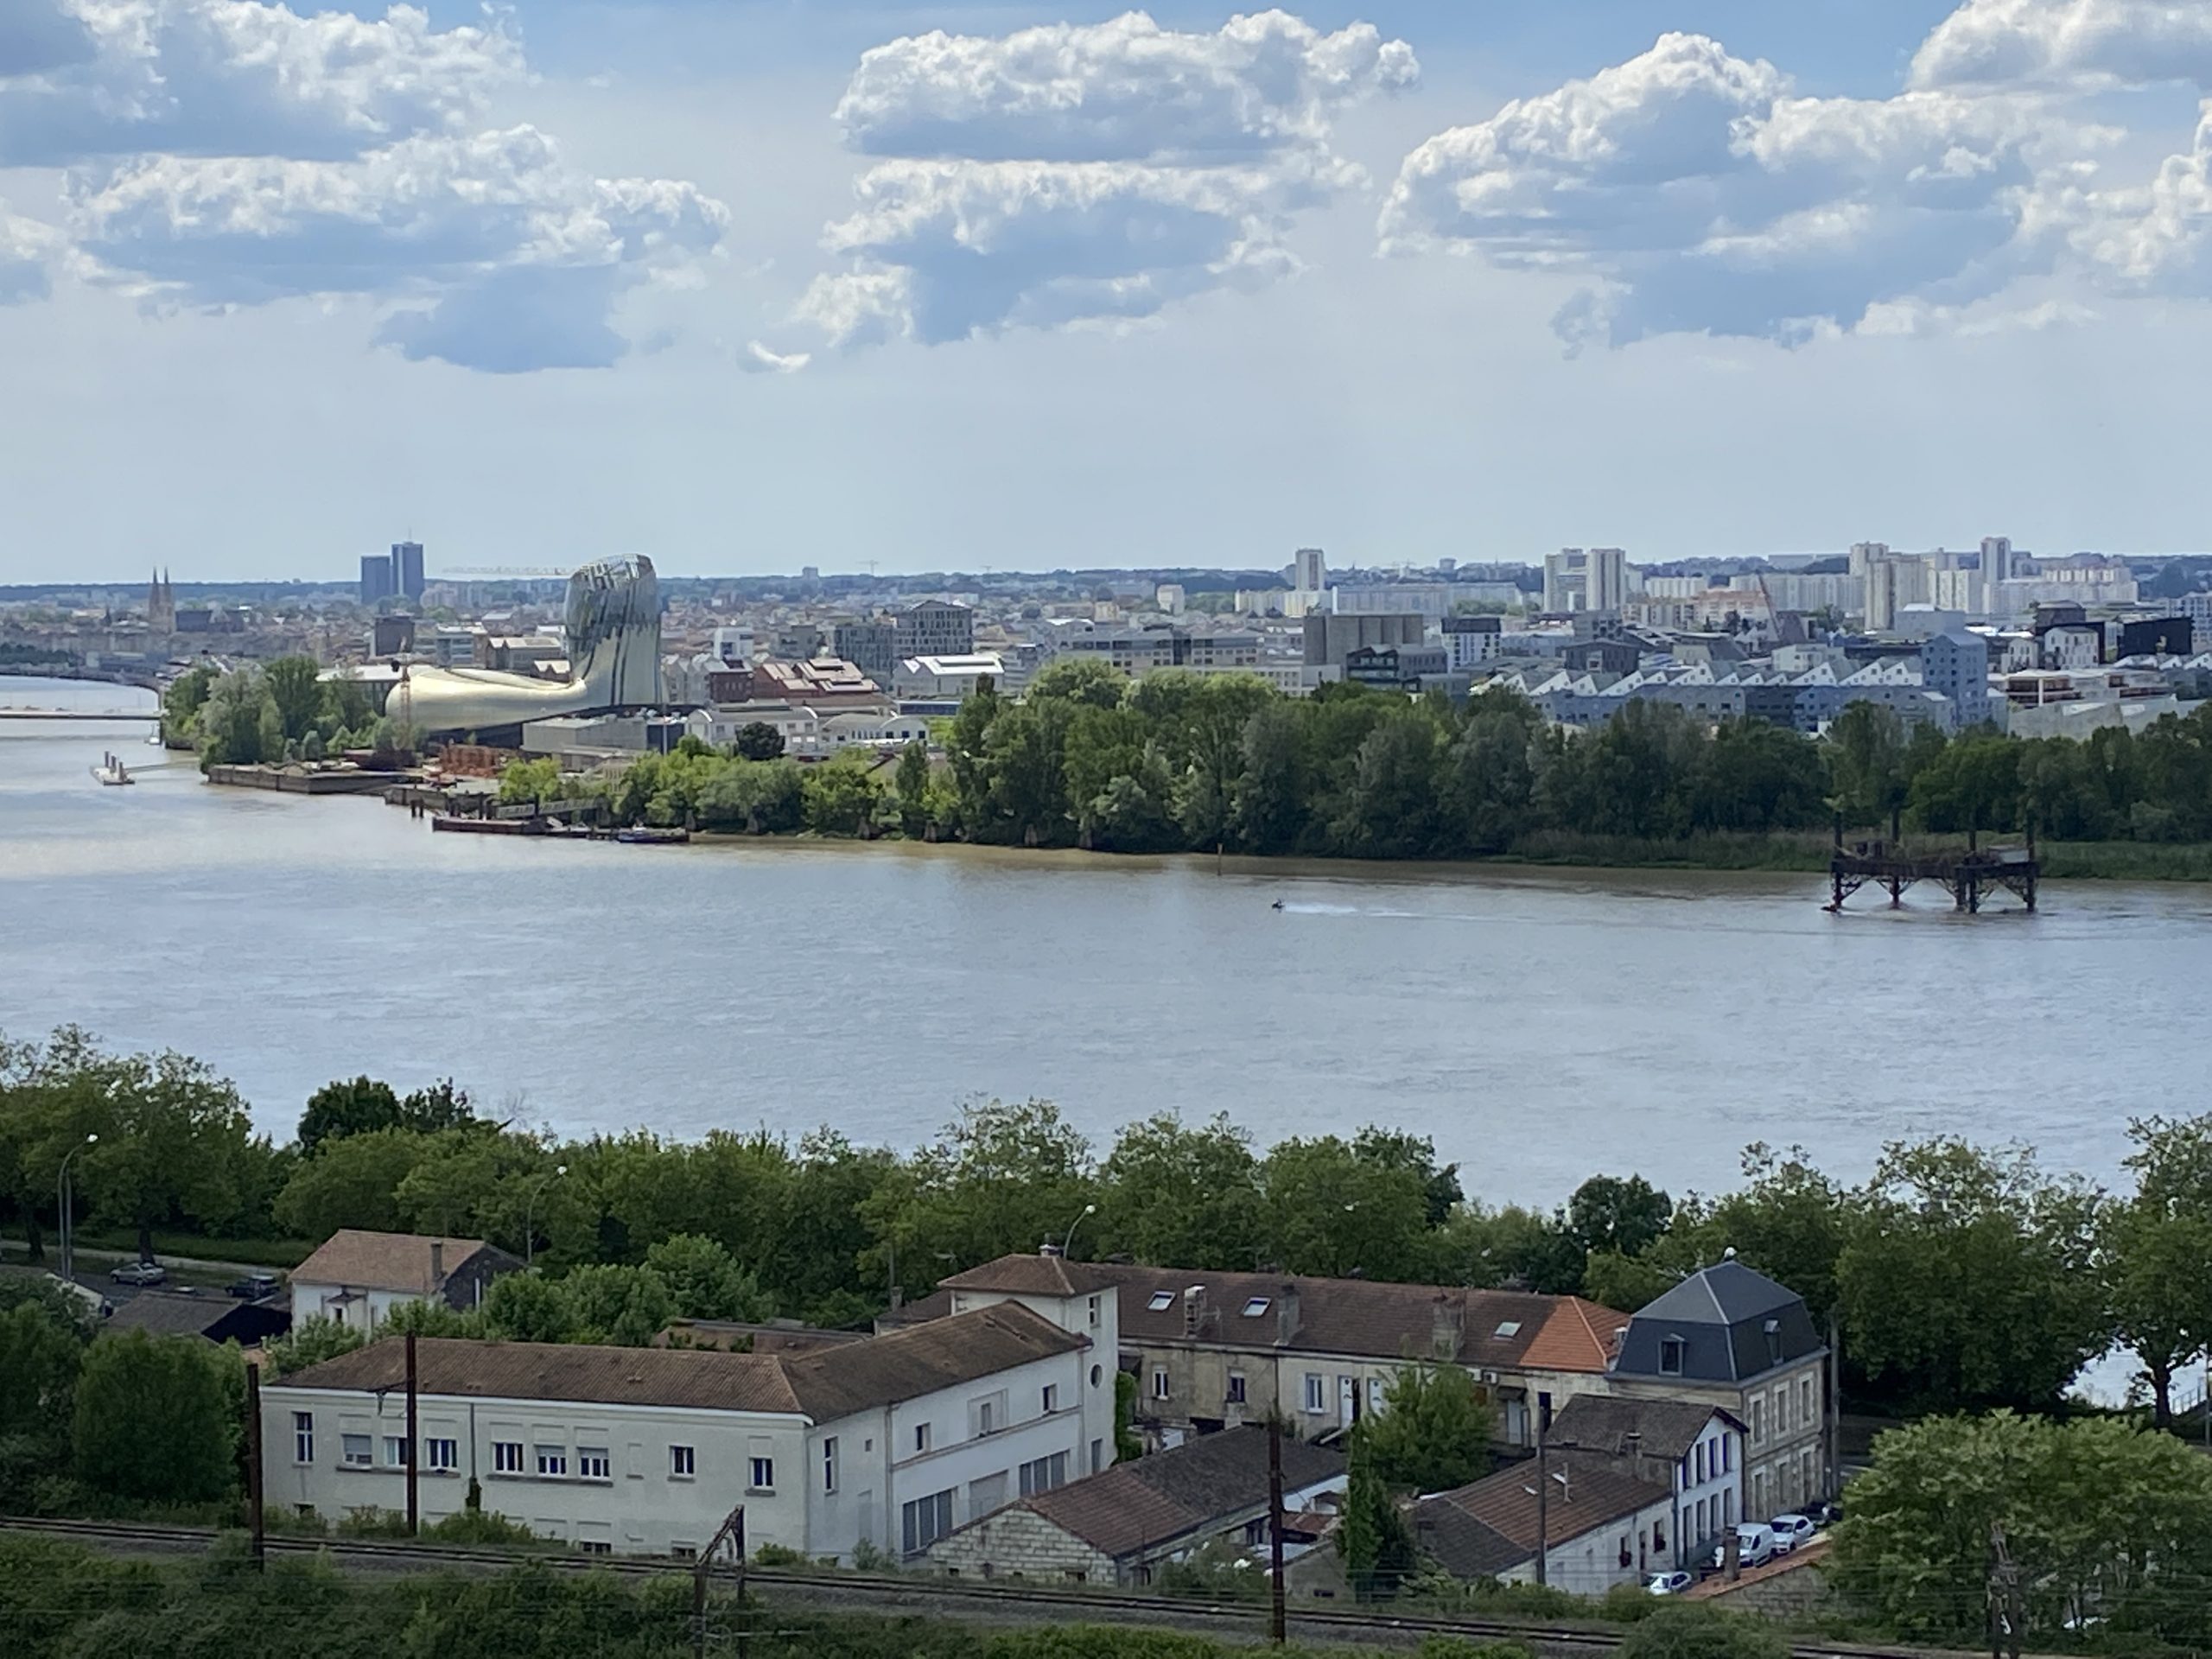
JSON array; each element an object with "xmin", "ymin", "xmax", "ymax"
[
  {"xmin": 1586, "ymin": 547, "xmax": 1629, "ymax": 613},
  {"xmin": 146, "ymin": 568, "xmax": 175, "ymax": 635},
  {"xmin": 832, "ymin": 618, "xmax": 895, "ymax": 683},
  {"xmin": 1921, "ymin": 630, "xmax": 1992, "ymax": 729},
  {"xmin": 391, "ymin": 541, "xmax": 425, "ymax": 601},
  {"xmin": 1865, "ymin": 556, "xmax": 1900, "ymax": 632},
  {"xmin": 1294, "ymin": 548, "xmax": 1327, "ymax": 594},
  {"xmin": 1543, "ymin": 549, "xmax": 1588, "ymax": 613},
  {"xmin": 895, "ymin": 601, "xmax": 973, "ymax": 662},
  {"xmin": 1848, "ymin": 542, "xmax": 1890, "ymax": 581},
  {"xmin": 360, "ymin": 554, "xmax": 396, "ymax": 605},
  {"xmin": 1980, "ymin": 536, "xmax": 2014, "ymax": 586}
]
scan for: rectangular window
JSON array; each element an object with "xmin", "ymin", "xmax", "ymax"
[
  {"xmin": 977, "ymin": 1400, "xmax": 995, "ymax": 1436},
  {"xmin": 1802, "ymin": 1377, "xmax": 1815, "ymax": 1422},
  {"xmin": 536, "ymin": 1446, "xmax": 567, "ymax": 1478},
  {"xmin": 823, "ymin": 1436, "xmax": 838, "ymax": 1494},
  {"xmin": 383, "ymin": 1436, "xmax": 410, "ymax": 1468},
  {"xmin": 1087, "ymin": 1295, "xmax": 1100, "ymax": 1327},
  {"xmin": 1041, "ymin": 1383, "xmax": 1058, "ymax": 1414},
  {"xmin": 293, "ymin": 1413, "xmax": 315, "ymax": 1465},
  {"xmin": 670, "ymin": 1445, "xmax": 696, "ymax": 1478},
  {"xmin": 1751, "ymin": 1399, "xmax": 1764, "ymax": 1444},
  {"xmin": 577, "ymin": 1541, "xmax": 612, "ymax": 1556},
  {"xmin": 1660, "ymin": 1336, "xmax": 1685, "ymax": 1375},
  {"xmin": 1147, "ymin": 1290, "xmax": 1174, "ymax": 1312},
  {"xmin": 671, "ymin": 1543, "xmax": 697, "ymax": 1561},
  {"xmin": 1151, "ymin": 1370, "xmax": 1170, "ymax": 1402},
  {"xmin": 578, "ymin": 1447, "xmax": 610, "ymax": 1480},
  {"xmin": 913, "ymin": 1422, "xmax": 931, "ymax": 1454},
  {"xmin": 1018, "ymin": 1452, "xmax": 1069, "ymax": 1497},
  {"xmin": 901, "ymin": 1489, "xmax": 956, "ymax": 1554},
  {"xmin": 1303, "ymin": 1373, "xmax": 1325, "ymax": 1413},
  {"xmin": 493, "ymin": 1441, "xmax": 524, "ymax": 1474},
  {"xmin": 749, "ymin": 1457, "xmax": 774, "ymax": 1491},
  {"xmin": 1227, "ymin": 1373, "xmax": 1247, "ymax": 1404},
  {"xmin": 1090, "ymin": 1439, "xmax": 1103, "ymax": 1475},
  {"xmin": 425, "ymin": 1439, "xmax": 458, "ymax": 1472},
  {"xmin": 1694, "ymin": 1442, "xmax": 1706, "ymax": 1484},
  {"xmin": 341, "ymin": 1433, "xmax": 373, "ymax": 1469}
]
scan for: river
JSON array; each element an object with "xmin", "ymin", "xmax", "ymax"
[{"xmin": 0, "ymin": 674, "xmax": 2200, "ymax": 1212}]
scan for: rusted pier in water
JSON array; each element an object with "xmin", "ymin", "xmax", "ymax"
[{"xmin": 1827, "ymin": 817, "xmax": 2038, "ymax": 913}]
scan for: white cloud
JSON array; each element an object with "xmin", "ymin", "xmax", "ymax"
[
  {"xmin": 0, "ymin": 204, "xmax": 62, "ymax": 302},
  {"xmin": 1911, "ymin": 0, "xmax": 2212, "ymax": 92},
  {"xmin": 70, "ymin": 125, "xmax": 728, "ymax": 370},
  {"xmin": 1383, "ymin": 30, "xmax": 2057, "ymax": 348},
  {"xmin": 0, "ymin": 1, "xmax": 523, "ymax": 166},
  {"xmin": 836, "ymin": 9, "xmax": 1415, "ymax": 162},
  {"xmin": 797, "ymin": 10, "xmax": 1414, "ymax": 349},
  {"xmin": 737, "ymin": 339, "xmax": 809, "ymax": 373}
]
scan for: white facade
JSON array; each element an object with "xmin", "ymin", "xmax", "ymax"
[
  {"xmin": 1497, "ymin": 1488, "xmax": 1678, "ymax": 1597},
  {"xmin": 817, "ymin": 710, "xmax": 931, "ymax": 749},
  {"xmin": 263, "ymin": 1315, "xmax": 1109, "ymax": 1564},
  {"xmin": 289, "ymin": 1280, "xmax": 441, "ymax": 1334},
  {"xmin": 894, "ymin": 653, "xmax": 1007, "ymax": 699},
  {"xmin": 711, "ymin": 626, "xmax": 754, "ymax": 665},
  {"xmin": 1673, "ymin": 1418, "xmax": 1742, "ymax": 1565},
  {"xmin": 1330, "ymin": 583, "xmax": 1456, "ymax": 620},
  {"xmin": 685, "ymin": 702, "xmax": 820, "ymax": 750}
]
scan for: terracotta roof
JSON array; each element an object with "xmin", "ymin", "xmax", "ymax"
[
  {"xmin": 1012, "ymin": 1427, "xmax": 1345, "ymax": 1560},
  {"xmin": 1518, "ymin": 1297, "xmax": 1627, "ymax": 1373},
  {"xmin": 939, "ymin": 1254, "xmax": 1123, "ymax": 1298},
  {"xmin": 1100, "ymin": 1264, "xmax": 1614, "ymax": 1375},
  {"xmin": 290, "ymin": 1230, "xmax": 507, "ymax": 1296},
  {"xmin": 275, "ymin": 1302, "xmax": 1085, "ymax": 1423},
  {"xmin": 1421, "ymin": 1455, "xmax": 1671, "ymax": 1555}
]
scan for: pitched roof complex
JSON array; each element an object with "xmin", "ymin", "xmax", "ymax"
[
  {"xmin": 1546, "ymin": 1394, "xmax": 1744, "ymax": 1461},
  {"xmin": 1611, "ymin": 1260, "xmax": 1823, "ymax": 1384},
  {"xmin": 1415, "ymin": 1459, "xmax": 1671, "ymax": 1580},
  {"xmin": 278, "ymin": 1302, "xmax": 1084, "ymax": 1422},
  {"xmin": 1013, "ymin": 1427, "xmax": 1345, "ymax": 1560},
  {"xmin": 941, "ymin": 1254, "xmax": 1123, "ymax": 1299},
  {"xmin": 290, "ymin": 1230, "xmax": 514, "ymax": 1297}
]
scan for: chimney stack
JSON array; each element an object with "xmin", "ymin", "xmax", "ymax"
[
  {"xmin": 1431, "ymin": 1294, "xmax": 1465, "ymax": 1360},
  {"xmin": 429, "ymin": 1241, "xmax": 444, "ymax": 1288},
  {"xmin": 1183, "ymin": 1285, "xmax": 1207, "ymax": 1338},
  {"xmin": 1275, "ymin": 1284, "xmax": 1300, "ymax": 1348}
]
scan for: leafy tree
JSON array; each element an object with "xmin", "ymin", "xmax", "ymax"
[
  {"xmin": 65, "ymin": 1039, "xmax": 264, "ymax": 1261},
  {"xmin": 559, "ymin": 1263, "xmax": 675, "ymax": 1346},
  {"xmin": 1658, "ymin": 1145, "xmax": 1851, "ymax": 1329},
  {"xmin": 0, "ymin": 1299, "xmax": 85, "ymax": 1481},
  {"xmin": 1567, "ymin": 1175, "xmax": 1673, "ymax": 1259},
  {"xmin": 497, "ymin": 757, "xmax": 563, "ymax": 807},
  {"xmin": 265, "ymin": 1314, "xmax": 368, "ymax": 1377},
  {"xmin": 481, "ymin": 1273, "xmax": 580, "ymax": 1344},
  {"xmin": 1909, "ymin": 735, "xmax": 2023, "ymax": 833},
  {"xmin": 71, "ymin": 1331, "xmax": 238, "ymax": 1503},
  {"xmin": 1361, "ymin": 1363, "xmax": 1495, "ymax": 1493},
  {"xmin": 1580, "ymin": 1251, "xmax": 1678, "ymax": 1313},
  {"xmin": 1097, "ymin": 1114, "xmax": 1266, "ymax": 1272},
  {"xmin": 1259, "ymin": 1134, "xmax": 1436, "ymax": 1282},
  {"xmin": 1430, "ymin": 1204, "xmax": 1586, "ymax": 1294},
  {"xmin": 380, "ymin": 1298, "xmax": 490, "ymax": 1338},
  {"xmin": 263, "ymin": 655, "xmax": 325, "ymax": 743},
  {"xmin": 1230, "ymin": 702, "xmax": 1306, "ymax": 854},
  {"xmin": 1340, "ymin": 1423, "xmax": 1418, "ymax": 1599},
  {"xmin": 1027, "ymin": 658, "xmax": 1129, "ymax": 711},
  {"xmin": 274, "ymin": 1128, "xmax": 434, "ymax": 1238},
  {"xmin": 698, "ymin": 759, "xmax": 804, "ymax": 834},
  {"xmin": 733, "ymin": 721, "xmax": 785, "ymax": 761},
  {"xmin": 297, "ymin": 1077, "xmax": 404, "ymax": 1155},
  {"xmin": 1330, "ymin": 709, "xmax": 1440, "ymax": 859},
  {"xmin": 160, "ymin": 664, "xmax": 215, "ymax": 743},
  {"xmin": 1829, "ymin": 1412, "xmax": 2212, "ymax": 1644},
  {"xmin": 2106, "ymin": 1114, "xmax": 2212, "ymax": 1426},
  {"xmin": 801, "ymin": 760, "xmax": 884, "ymax": 836},
  {"xmin": 1836, "ymin": 1140, "xmax": 2107, "ymax": 1413},
  {"xmin": 644, "ymin": 1234, "xmax": 773, "ymax": 1322},
  {"xmin": 894, "ymin": 740, "xmax": 931, "ymax": 836}
]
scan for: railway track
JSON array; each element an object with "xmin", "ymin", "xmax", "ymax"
[{"xmin": 0, "ymin": 1514, "xmax": 1954, "ymax": 1659}]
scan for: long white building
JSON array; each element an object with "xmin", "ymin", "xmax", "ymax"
[{"xmin": 261, "ymin": 1300, "xmax": 1117, "ymax": 1563}]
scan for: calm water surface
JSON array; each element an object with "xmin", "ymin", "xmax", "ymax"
[{"xmin": 1, "ymin": 677, "xmax": 2199, "ymax": 1211}]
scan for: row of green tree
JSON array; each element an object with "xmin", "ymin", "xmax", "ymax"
[
  {"xmin": 514, "ymin": 660, "xmax": 2212, "ymax": 853},
  {"xmin": 162, "ymin": 658, "xmax": 416, "ymax": 768},
  {"xmin": 9, "ymin": 1027, "xmax": 2208, "ymax": 1421}
]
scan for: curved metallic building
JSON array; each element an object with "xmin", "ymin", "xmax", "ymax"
[{"xmin": 400, "ymin": 555, "xmax": 663, "ymax": 739}]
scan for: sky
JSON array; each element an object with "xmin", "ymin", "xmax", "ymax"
[{"xmin": 7, "ymin": 0, "xmax": 2212, "ymax": 582}]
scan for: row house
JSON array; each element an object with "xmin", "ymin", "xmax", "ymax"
[{"xmin": 262, "ymin": 1301, "xmax": 1115, "ymax": 1563}]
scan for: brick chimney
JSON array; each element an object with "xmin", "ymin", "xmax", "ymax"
[
  {"xmin": 1182, "ymin": 1284, "xmax": 1207, "ymax": 1338},
  {"xmin": 1274, "ymin": 1284, "xmax": 1300, "ymax": 1347},
  {"xmin": 429, "ymin": 1240, "xmax": 444, "ymax": 1290}
]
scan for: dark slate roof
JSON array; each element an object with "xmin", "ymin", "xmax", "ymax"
[
  {"xmin": 104, "ymin": 1291, "xmax": 290, "ymax": 1346},
  {"xmin": 1000, "ymin": 1427, "xmax": 1345, "ymax": 1561},
  {"xmin": 1546, "ymin": 1395, "xmax": 1743, "ymax": 1461},
  {"xmin": 1413, "ymin": 1495, "xmax": 1528, "ymax": 1579},
  {"xmin": 277, "ymin": 1303, "xmax": 1084, "ymax": 1421},
  {"xmin": 1611, "ymin": 1261, "xmax": 1823, "ymax": 1385}
]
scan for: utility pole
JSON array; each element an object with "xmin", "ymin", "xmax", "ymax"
[
  {"xmin": 1990, "ymin": 1522, "xmax": 2024, "ymax": 1659},
  {"xmin": 1533, "ymin": 1415, "xmax": 1548, "ymax": 1587},
  {"xmin": 245, "ymin": 1361, "xmax": 265, "ymax": 1571},
  {"xmin": 405, "ymin": 1332, "xmax": 420, "ymax": 1536},
  {"xmin": 1267, "ymin": 1414, "xmax": 1287, "ymax": 1646},
  {"xmin": 1827, "ymin": 1307, "xmax": 1842, "ymax": 1501}
]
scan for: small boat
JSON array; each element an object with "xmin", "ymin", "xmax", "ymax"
[{"xmin": 92, "ymin": 752, "xmax": 134, "ymax": 785}]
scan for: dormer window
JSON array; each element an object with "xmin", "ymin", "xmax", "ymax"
[
  {"xmin": 1660, "ymin": 1336, "xmax": 1686, "ymax": 1376},
  {"xmin": 1764, "ymin": 1318, "xmax": 1782, "ymax": 1365},
  {"xmin": 1147, "ymin": 1291, "xmax": 1174, "ymax": 1313},
  {"xmin": 1242, "ymin": 1297, "xmax": 1270, "ymax": 1318},
  {"xmin": 1494, "ymin": 1320, "xmax": 1522, "ymax": 1339}
]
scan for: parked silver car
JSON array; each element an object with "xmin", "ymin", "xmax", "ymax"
[{"xmin": 109, "ymin": 1260, "xmax": 167, "ymax": 1287}]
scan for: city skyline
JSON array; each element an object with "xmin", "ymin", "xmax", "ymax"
[{"xmin": 11, "ymin": 0, "xmax": 2212, "ymax": 579}]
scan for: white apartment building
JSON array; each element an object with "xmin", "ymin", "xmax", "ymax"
[
  {"xmin": 1041, "ymin": 625, "xmax": 1262, "ymax": 678},
  {"xmin": 684, "ymin": 701, "xmax": 821, "ymax": 751},
  {"xmin": 894, "ymin": 653, "xmax": 1007, "ymax": 700},
  {"xmin": 262, "ymin": 1301, "xmax": 1115, "ymax": 1562},
  {"xmin": 817, "ymin": 710, "xmax": 931, "ymax": 749}
]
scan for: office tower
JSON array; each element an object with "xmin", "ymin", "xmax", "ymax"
[
  {"xmin": 392, "ymin": 541, "xmax": 425, "ymax": 601},
  {"xmin": 1294, "ymin": 548, "xmax": 1326, "ymax": 594},
  {"xmin": 360, "ymin": 554, "xmax": 396, "ymax": 605},
  {"xmin": 1980, "ymin": 536, "xmax": 2013, "ymax": 586},
  {"xmin": 1586, "ymin": 547, "xmax": 1628, "ymax": 613}
]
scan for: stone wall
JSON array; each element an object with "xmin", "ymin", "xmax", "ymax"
[{"xmin": 925, "ymin": 1506, "xmax": 1119, "ymax": 1586}]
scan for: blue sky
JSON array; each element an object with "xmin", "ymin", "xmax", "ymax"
[{"xmin": 5, "ymin": 0, "xmax": 2212, "ymax": 582}]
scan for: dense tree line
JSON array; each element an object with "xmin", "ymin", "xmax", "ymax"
[
  {"xmin": 11, "ymin": 1029, "xmax": 2211, "ymax": 1425},
  {"xmin": 492, "ymin": 664, "xmax": 2212, "ymax": 854},
  {"xmin": 162, "ymin": 657, "xmax": 412, "ymax": 768}
]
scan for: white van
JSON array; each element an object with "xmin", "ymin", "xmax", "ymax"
[{"xmin": 1712, "ymin": 1522, "xmax": 1777, "ymax": 1570}]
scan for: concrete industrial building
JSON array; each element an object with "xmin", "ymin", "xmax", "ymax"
[{"xmin": 1302, "ymin": 613, "xmax": 1426, "ymax": 668}]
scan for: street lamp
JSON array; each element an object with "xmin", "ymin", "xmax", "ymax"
[
  {"xmin": 57, "ymin": 1133, "xmax": 97, "ymax": 1286},
  {"xmin": 523, "ymin": 1165, "xmax": 567, "ymax": 1267},
  {"xmin": 1063, "ymin": 1202, "xmax": 1097, "ymax": 1259}
]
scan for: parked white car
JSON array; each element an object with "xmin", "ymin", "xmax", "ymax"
[
  {"xmin": 1769, "ymin": 1514, "xmax": 1817, "ymax": 1553},
  {"xmin": 1646, "ymin": 1570, "xmax": 1694, "ymax": 1596}
]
